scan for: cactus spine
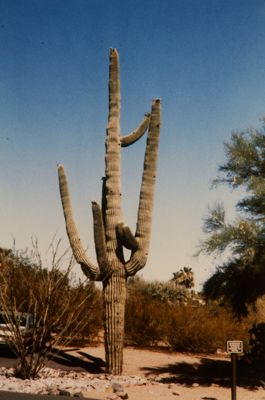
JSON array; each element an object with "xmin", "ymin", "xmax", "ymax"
[{"xmin": 58, "ymin": 49, "xmax": 161, "ymax": 375}]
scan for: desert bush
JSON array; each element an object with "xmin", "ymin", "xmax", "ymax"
[
  {"xmin": 125, "ymin": 292, "xmax": 170, "ymax": 346},
  {"xmin": 166, "ymin": 304, "xmax": 251, "ymax": 354},
  {"xmin": 247, "ymin": 322, "xmax": 265, "ymax": 363},
  {"xmin": 127, "ymin": 275, "xmax": 201, "ymax": 305},
  {"xmin": 0, "ymin": 239, "xmax": 103, "ymax": 378},
  {"xmin": 125, "ymin": 277, "xmax": 175, "ymax": 346},
  {"xmin": 58, "ymin": 281, "xmax": 103, "ymax": 344},
  {"xmin": 125, "ymin": 277, "xmax": 251, "ymax": 353}
]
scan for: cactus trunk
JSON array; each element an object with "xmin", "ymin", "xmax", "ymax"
[
  {"xmin": 103, "ymin": 268, "xmax": 126, "ymax": 374},
  {"xmin": 58, "ymin": 49, "xmax": 161, "ymax": 375}
]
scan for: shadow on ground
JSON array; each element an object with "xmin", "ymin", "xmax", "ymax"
[
  {"xmin": 47, "ymin": 348, "xmax": 106, "ymax": 373},
  {"xmin": 141, "ymin": 357, "xmax": 265, "ymax": 390},
  {"xmin": 0, "ymin": 345, "xmax": 17, "ymax": 359},
  {"xmin": 0, "ymin": 346, "xmax": 106, "ymax": 374}
]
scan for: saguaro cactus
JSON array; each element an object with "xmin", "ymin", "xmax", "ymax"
[{"xmin": 58, "ymin": 49, "xmax": 161, "ymax": 375}]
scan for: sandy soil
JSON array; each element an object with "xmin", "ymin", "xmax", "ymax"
[{"xmin": 62, "ymin": 345, "xmax": 265, "ymax": 400}]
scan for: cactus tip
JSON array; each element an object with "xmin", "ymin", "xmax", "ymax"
[
  {"xmin": 109, "ymin": 47, "xmax": 118, "ymax": 55},
  {"xmin": 57, "ymin": 163, "xmax": 64, "ymax": 172}
]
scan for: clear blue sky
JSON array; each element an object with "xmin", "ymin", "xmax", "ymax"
[{"xmin": 1, "ymin": 0, "xmax": 265, "ymax": 289}]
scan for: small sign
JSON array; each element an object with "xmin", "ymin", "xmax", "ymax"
[{"xmin": 227, "ymin": 340, "xmax": 243, "ymax": 354}]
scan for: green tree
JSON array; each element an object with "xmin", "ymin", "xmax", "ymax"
[{"xmin": 199, "ymin": 126, "xmax": 265, "ymax": 315}]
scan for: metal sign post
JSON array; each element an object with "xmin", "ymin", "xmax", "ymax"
[
  {"xmin": 231, "ymin": 352, "xmax": 237, "ymax": 400},
  {"xmin": 227, "ymin": 341, "xmax": 243, "ymax": 400}
]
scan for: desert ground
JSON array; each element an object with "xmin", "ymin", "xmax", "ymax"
[
  {"xmin": 1, "ymin": 344, "xmax": 265, "ymax": 399},
  {"xmin": 66, "ymin": 345, "xmax": 265, "ymax": 400}
]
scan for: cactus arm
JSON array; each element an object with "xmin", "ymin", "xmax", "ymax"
[
  {"xmin": 58, "ymin": 164, "xmax": 100, "ymax": 280},
  {"xmin": 105, "ymin": 48, "xmax": 123, "ymax": 251},
  {"xmin": 125, "ymin": 251, "xmax": 148, "ymax": 276},
  {"xmin": 121, "ymin": 113, "xmax": 151, "ymax": 147},
  {"xmin": 135, "ymin": 99, "xmax": 161, "ymax": 243},
  {"xmin": 116, "ymin": 222, "xmax": 139, "ymax": 250},
  {"xmin": 125, "ymin": 99, "xmax": 161, "ymax": 276},
  {"xmin": 92, "ymin": 201, "xmax": 111, "ymax": 275}
]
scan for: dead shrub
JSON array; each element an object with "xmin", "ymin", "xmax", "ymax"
[{"xmin": 0, "ymin": 239, "xmax": 103, "ymax": 379}]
